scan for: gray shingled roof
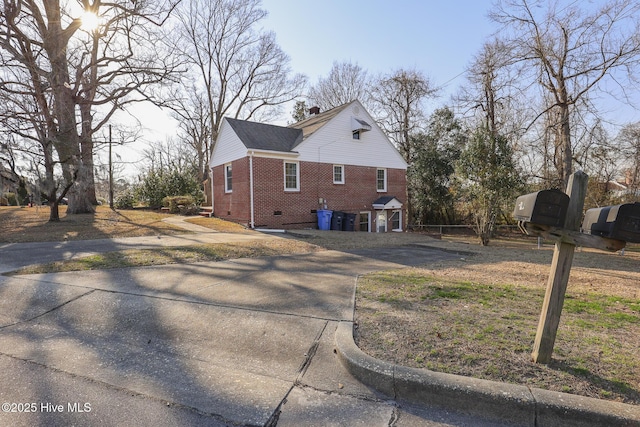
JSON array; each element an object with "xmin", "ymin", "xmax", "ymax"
[
  {"xmin": 373, "ymin": 196, "xmax": 403, "ymax": 206},
  {"xmin": 288, "ymin": 102, "xmax": 352, "ymax": 143},
  {"xmin": 226, "ymin": 101, "xmax": 355, "ymax": 152},
  {"xmin": 225, "ymin": 117, "xmax": 303, "ymax": 152}
]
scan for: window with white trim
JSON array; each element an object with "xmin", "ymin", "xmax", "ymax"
[
  {"xmin": 224, "ymin": 163, "xmax": 232, "ymax": 193},
  {"xmin": 284, "ymin": 161, "xmax": 299, "ymax": 191},
  {"xmin": 376, "ymin": 168, "xmax": 387, "ymax": 192},
  {"xmin": 333, "ymin": 165, "xmax": 344, "ymax": 184},
  {"xmin": 391, "ymin": 210, "xmax": 401, "ymax": 231},
  {"xmin": 359, "ymin": 212, "xmax": 370, "ymax": 232}
]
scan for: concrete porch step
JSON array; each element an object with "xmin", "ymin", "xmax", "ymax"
[{"xmin": 199, "ymin": 206, "xmax": 213, "ymax": 217}]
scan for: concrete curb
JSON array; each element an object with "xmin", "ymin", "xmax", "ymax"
[{"xmin": 334, "ymin": 321, "xmax": 640, "ymax": 427}]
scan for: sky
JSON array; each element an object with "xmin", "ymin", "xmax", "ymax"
[
  {"xmin": 116, "ymin": 1, "xmax": 500, "ymax": 176},
  {"xmin": 117, "ymin": 0, "xmax": 640, "ymax": 178},
  {"xmin": 258, "ymin": 0, "xmax": 640, "ymax": 126},
  {"xmin": 260, "ymin": 0, "xmax": 498, "ymax": 107}
]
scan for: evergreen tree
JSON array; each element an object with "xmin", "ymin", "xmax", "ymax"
[
  {"xmin": 291, "ymin": 100, "xmax": 308, "ymax": 123},
  {"xmin": 409, "ymin": 108, "xmax": 466, "ymax": 225},
  {"xmin": 456, "ymin": 127, "xmax": 523, "ymax": 245}
]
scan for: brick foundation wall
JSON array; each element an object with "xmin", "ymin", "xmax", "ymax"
[
  {"xmin": 212, "ymin": 158, "xmax": 251, "ymax": 226},
  {"xmin": 213, "ymin": 157, "xmax": 407, "ymax": 230}
]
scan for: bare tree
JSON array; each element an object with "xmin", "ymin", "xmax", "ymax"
[
  {"xmin": 0, "ymin": 54, "xmax": 67, "ymax": 218},
  {"xmin": 457, "ymin": 40, "xmax": 524, "ymax": 245},
  {"xmin": 458, "ymin": 38, "xmax": 524, "ymax": 141},
  {"xmin": 171, "ymin": 0, "xmax": 306, "ymax": 152},
  {"xmin": 617, "ymin": 122, "xmax": 640, "ymax": 199},
  {"xmin": 368, "ymin": 68, "xmax": 437, "ymax": 224},
  {"xmin": 371, "ymin": 68, "xmax": 438, "ymax": 163},
  {"xmin": 0, "ymin": 133, "xmax": 22, "ymax": 200},
  {"xmin": 307, "ymin": 61, "xmax": 370, "ymax": 112},
  {"xmin": 0, "ymin": 0, "xmax": 179, "ymax": 218},
  {"xmin": 169, "ymin": 88, "xmax": 211, "ymax": 184},
  {"xmin": 491, "ymin": 0, "xmax": 640, "ymax": 188}
]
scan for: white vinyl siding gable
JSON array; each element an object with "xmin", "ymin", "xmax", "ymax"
[
  {"xmin": 210, "ymin": 119, "xmax": 250, "ymax": 168},
  {"xmin": 295, "ymin": 101, "xmax": 407, "ymax": 170}
]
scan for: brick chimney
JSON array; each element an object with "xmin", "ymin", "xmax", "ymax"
[{"xmin": 309, "ymin": 106, "xmax": 320, "ymax": 115}]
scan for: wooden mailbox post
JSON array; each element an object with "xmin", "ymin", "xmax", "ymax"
[
  {"xmin": 516, "ymin": 171, "xmax": 627, "ymax": 364},
  {"xmin": 531, "ymin": 171, "xmax": 585, "ymax": 364}
]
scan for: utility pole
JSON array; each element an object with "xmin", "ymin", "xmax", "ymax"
[{"xmin": 109, "ymin": 124, "xmax": 113, "ymax": 210}]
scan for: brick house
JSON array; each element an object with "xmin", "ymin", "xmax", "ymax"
[{"xmin": 209, "ymin": 100, "xmax": 408, "ymax": 231}]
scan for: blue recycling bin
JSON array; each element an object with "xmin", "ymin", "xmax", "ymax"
[{"xmin": 317, "ymin": 209, "xmax": 333, "ymax": 230}]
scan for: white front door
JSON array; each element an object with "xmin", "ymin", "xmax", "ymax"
[{"xmin": 376, "ymin": 211, "xmax": 387, "ymax": 233}]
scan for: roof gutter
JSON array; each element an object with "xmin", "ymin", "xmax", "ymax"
[{"xmin": 247, "ymin": 149, "xmax": 299, "ymax": 159}]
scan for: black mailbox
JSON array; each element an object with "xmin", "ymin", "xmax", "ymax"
[
  {"xmin": 513, "ymin": 189, "xmax": 570, "ymax": 227},
  {"xmin": 581, "ymin": 202, "xmax": 640, "ymax": 243}
]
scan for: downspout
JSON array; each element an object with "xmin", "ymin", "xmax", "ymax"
[
  {"xmin": 210, "ymin": 166, "xmax": 215, "ymax": 216},
  {"xmin": 249, "ymin": 151, "xmax": 255, "ymax": 229}
]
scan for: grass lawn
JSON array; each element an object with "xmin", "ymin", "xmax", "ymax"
[
  {"xmin": 0, "ymin": 206, "xmax": 318, "ymax": 273},
  {"xmin": 355, "ymin": 247, "xmax": 640, "ymax": 405},
  {"xmin": 2, "ymin": 205, "xmax": 639, "ymax": 404},
  {"xmin": 0, "ymin": 205, "xmax": 184, "ymax": 242}
]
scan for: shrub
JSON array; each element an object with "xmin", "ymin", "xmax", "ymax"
[
  {"xmin": 16, "ymin": 180, "xmax": 28, "ymax": 205},
  {"xmin": 4, "ymin": 192, "xmax": 18, "ymax": 206},
  {"xmin": 179, "ymin": 204, "xmax": 200, "ymax": 216},
  {"xmin": 136, "ymin": 169, "xmax": 204, "ymax": 208},
  {"xmin": 115, "ymin": 189, "xmax": 136, "ymax": 209},
  {"xmin": 162, "ymin": 195, "xmax": 198, "ymax": 214}
]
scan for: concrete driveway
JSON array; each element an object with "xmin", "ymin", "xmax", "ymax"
[{"xmin": 0, "ymin": 240, "xmax": 498, "ymax": 427}]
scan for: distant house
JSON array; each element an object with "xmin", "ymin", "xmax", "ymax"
[
  {"xmin": 0, "ymin": 164, "xmax": 19, "ymax": 197},
  {"xmin": 208, "ymin": 100, "xmax": 408, "ymax": 231}
]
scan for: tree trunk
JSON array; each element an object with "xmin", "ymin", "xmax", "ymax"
[
  {"xmin": 44, "ymin": 4, "xmax": 94, "ymax": 215},
  {"xmin": 42, "ymin": 141, "xmax": 60, "ymax": 223},
  {"xmin": 48, "ymin": 202, "xmax": 60, "ymax": 222},
  {"xmin": 67, "ymin": 162, "xmax": 96, "ymax": 214},
  {"xmin": 559, "ymin": 104, "xmax": 572, "ymax": 189},
  {"xmin": 80, "ymin": 102, "xmax": 98, "ymax": 206},
  {"xmin": 82, "ymin": 140, "xmax": 99, "ymax": 206}
]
